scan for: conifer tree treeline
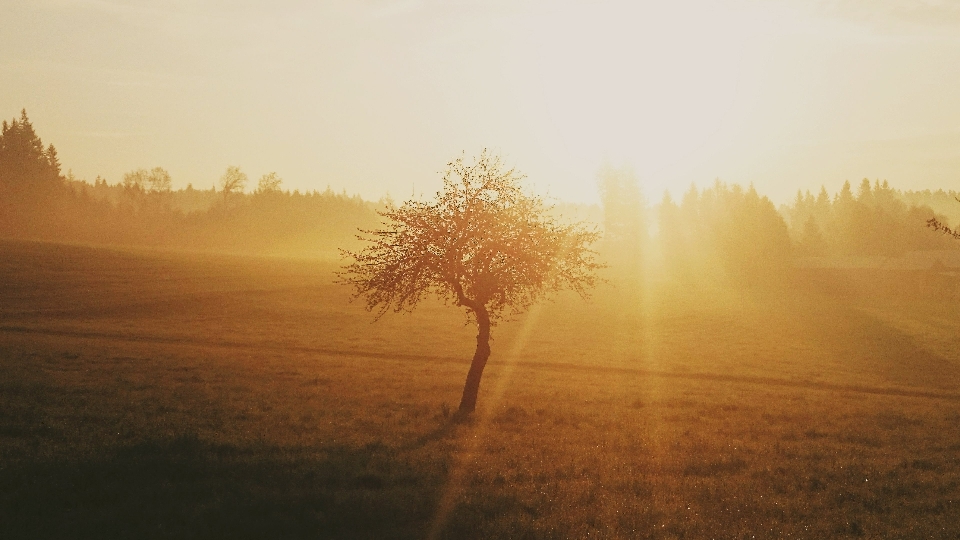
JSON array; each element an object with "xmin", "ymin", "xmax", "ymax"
[
  {"xmin": 0, "ymin": 110, "xmax": 381, "ymax": 256},
  {"xmin": 0, "ymin": 110, "xmax": 65, "ymax": 235},
  {"xmin": 0, "ymin": 110, "xmax": 63, "ymax": 196},
  {"xmin": 782, "ymin": 179, "xmax": 958, "ymax": 256},
  {"xmin": 598, "ymin": 176, "xmax": 960, "ymax": 283},
  {"xmin": 658, "ymin": 181, "xmax": 793, "ymax": 281},
  {"xmin": 4, "ymin": 109, "xmax": 958, "ymax": 262}
]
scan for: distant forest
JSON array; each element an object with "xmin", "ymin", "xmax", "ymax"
[
  {"xmin": 0, "ymin": 110, "xmax": 382, "ymax": 257},
  {"xmin": 596, "ymin": 167, "xmax": 960, "ymax": 282},
  {"xmin": 2, "ymin": 109, "xmax": 959, "ymax": 269}
]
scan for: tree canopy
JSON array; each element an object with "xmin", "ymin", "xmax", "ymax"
[
  {"xmin": 219, "ymin": 166, "xmax": 248, "ymax": 204},
  {"xmin": 341, "ymin": 150, "xmax": 601, "ymax": 321},
  {"xmin": 255, "ymin": 172, "xmax": 283, "ymax": 195}
]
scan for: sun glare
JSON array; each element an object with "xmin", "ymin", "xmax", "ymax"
[
  {"xmin": 524, "ymin": 2, "xmax": 747, "ymax": 166},
  {"xmin": 487, "ymin": 0, "xmax": 829, "ymax": 202},
  {"xmin": 6, "ymin": 0, "xmax": 960, "ymax": 537}
]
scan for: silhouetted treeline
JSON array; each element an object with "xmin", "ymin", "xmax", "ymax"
[
  {"xmin": 0, "ymin": 110, "xmax": 65, "ymax": 236},
  {"xmin": 5, "ymin": 109, "xmax": 959, "ymax": 264},
  {"xmin": 782, "ymin": 179, "xmax": 958, "ymax": 257},
  {"xmin": 598, "ymin": 175, "xmax": 791, "ymax": 283},
  {"xmin": 0, "ymin": 111, "xmax": 381, "ymax": 256},
  {"xmin": 61, "ymin": 180, "xmax": 381, "ymax": 256},
  {"xmin": 659, "ymin": 181, "xmax": 793, "ymax": 282},
  {"xmin": 598, "ymin": 176, "xmax": 960, "ymax": 283}
]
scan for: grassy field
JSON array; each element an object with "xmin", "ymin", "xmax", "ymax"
[{"xmin": 2, "ymin": 239, "xmax": 960, "ymax": 538}]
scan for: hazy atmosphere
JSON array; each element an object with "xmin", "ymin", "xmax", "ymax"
[
  {"xmin": 5, "ymin": 1, "xmax": 960, "ymax": 539},
  {"xmin": 5, "ymin": 0, "xmax": 960, "ymax": 202}
]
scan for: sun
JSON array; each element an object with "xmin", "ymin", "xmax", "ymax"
[{"xmin": 494, "ymin": 0, "xmax": 761, "ymax": 202}]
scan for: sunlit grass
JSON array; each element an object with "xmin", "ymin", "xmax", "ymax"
[{"xmin": 2, "ymin": 239, "xmax": 960, "ymax": 538}]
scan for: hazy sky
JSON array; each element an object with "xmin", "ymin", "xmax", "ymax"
[{"xmin": 4, "ymin": 0, "xmax": 960, "ymax": 203}]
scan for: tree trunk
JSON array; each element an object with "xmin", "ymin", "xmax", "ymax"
[{"xmin": 458, "ymin": 305, "xmax": 491, "ymax": 414}]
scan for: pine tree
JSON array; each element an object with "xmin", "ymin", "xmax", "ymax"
[
  {"xmin": 0, "ymin": 110, "xmax": 67, "ymax": 238},
  {"xmin": 0, "ymin": 110, "xmax": 63, "ymax": 199}
]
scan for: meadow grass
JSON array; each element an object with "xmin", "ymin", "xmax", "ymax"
[{"xmin": 2, "ymin": 239, "xmax": 960, "ymax": 538}]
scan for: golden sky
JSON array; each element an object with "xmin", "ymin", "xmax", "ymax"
[{"xmin": 4, "ymin": 0, "xmax": 960, "ymax": 203}]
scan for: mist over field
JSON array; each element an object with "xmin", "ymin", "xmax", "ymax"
[{"xmin": 5, "ymin": 0, "xmax": 960, "ymax": 538}]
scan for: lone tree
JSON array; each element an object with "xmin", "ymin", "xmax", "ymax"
[
  {"xmin": 147, "ymin": 167, "xmax": 172, "ymax": 194},
  {"xmin": 339, "ymin": 150, "xmax": 602, "ymax": 414},
  {"xmin": 219, "ymin": 165, "xmax": 248, "ymax": 205},
  {"xmin": 255, "ymin": 172, "xmax": 283, "ymax": 195}
]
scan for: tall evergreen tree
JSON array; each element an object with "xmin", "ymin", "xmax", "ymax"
[{"xmin": 0, "ymin": 109, "xmax": 63, "ymax": 199}]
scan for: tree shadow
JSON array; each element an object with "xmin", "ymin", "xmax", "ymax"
[
  {"xmin": 0, "ymin": 434, "xmax": 447, "ymax": 540},
  {"xmin": 400, "ymin": 413, "xmax": 475, "ymax": 453}
]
